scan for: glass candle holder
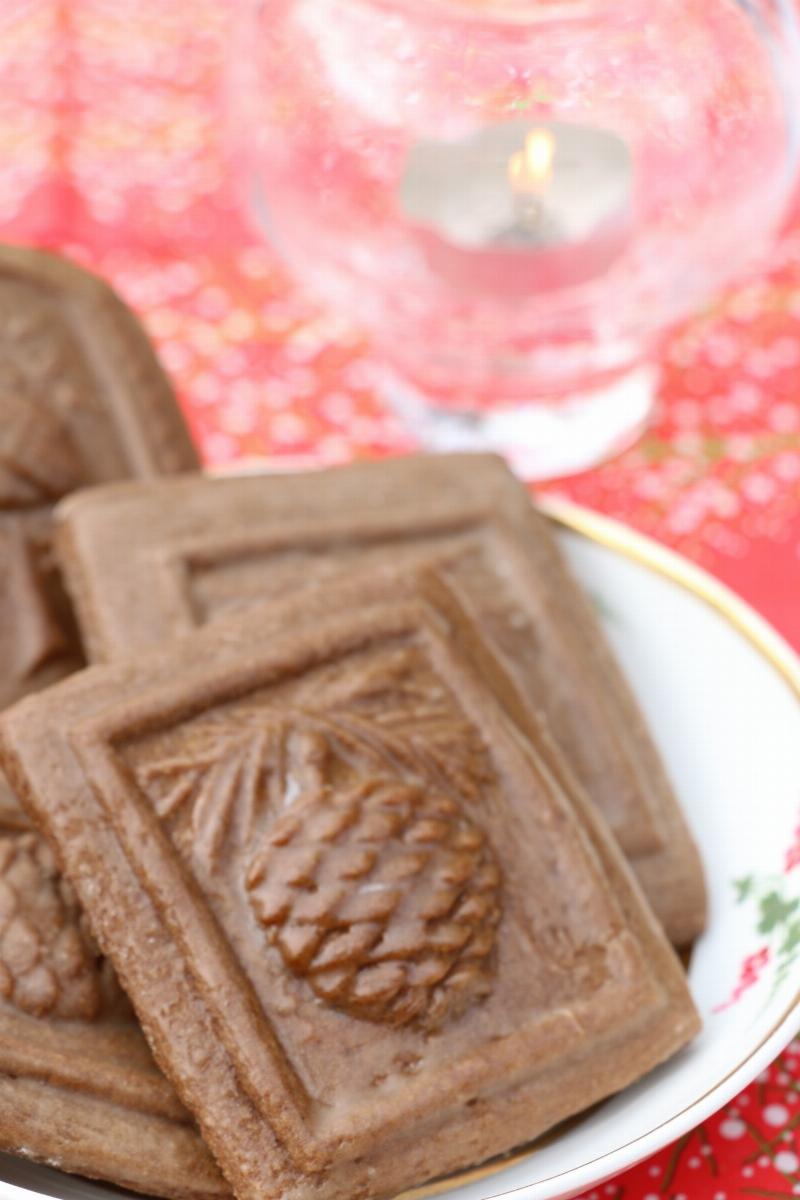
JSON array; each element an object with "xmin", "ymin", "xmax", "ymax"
[{"xmin": 231, "ymin": 0, "xmax": 800, "ymax": 478}]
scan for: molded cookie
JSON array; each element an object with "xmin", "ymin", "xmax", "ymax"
[
  {"xmin": 0, "ymin": 245, "xmax": 216, "ymax": 1196},
  {"xmin": 0, "ymin": 242, "xmax": 198, "ymax": 709},
  {"xmin": 0, "ymin": 571, "xmax": 700, "ymax": 1200},
  {"xmin": 57, "ymin": 454, "xmax": 705, "ymax": 944},
  {"xmin": 0, "ymin": 816, "xmax": 225, "ymax": 1198}
]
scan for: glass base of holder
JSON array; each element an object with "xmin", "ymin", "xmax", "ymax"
[{"xmin": 379, "ymin": 363, "xmax": 658, "ymax": 481}]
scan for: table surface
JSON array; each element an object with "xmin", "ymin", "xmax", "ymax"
[{"xmin": 3, "ymin": 3, "xmax": 800, "ymax": 1197}]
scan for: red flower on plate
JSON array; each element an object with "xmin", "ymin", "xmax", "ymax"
[
  {"xmin": 784, "ymin": 825, "xmax": 800, "ymax": 872},
  {"xmin": 714, "ymin": 945, "xmax": 771, "ymax": 1013}
]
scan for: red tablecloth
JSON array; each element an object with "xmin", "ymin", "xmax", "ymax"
[{"xmin": 4, "ymin": 4, "xmax": 800, "ymax": 1196}]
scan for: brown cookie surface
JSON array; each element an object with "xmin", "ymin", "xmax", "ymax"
[
  {"xmin": 0, "ymin": 819, "xmax": 226, "ymax": 1199},
  {"xmin": 0, "ymin": 571, "xmax": 699, "ymax": 1200},
  {"xmin": 57, "ymin": 453, "xmax": 705, "ymax": 945},
  {"xmin": 0, "ymin": 243, "xmax": 198, "ymax": 707},
  {"xmin": 0, "ymin": 245, "xmax": 221, "ymax": 1196}
]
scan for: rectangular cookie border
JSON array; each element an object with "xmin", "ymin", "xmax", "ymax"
[
  {"xmin": 0, "ymin": 577, "xmax": 698, "ymax": 1200},
  {"xmin": 57, "ymin": 471, "xmax": 664, "ymax": 855},
  {"xmin": 56, "ymin": 455, "xmax": 706, "ymax": 945},
  {"xmin": 65, "ymin": 603, "xmax": 658, "ymax": 1162}
]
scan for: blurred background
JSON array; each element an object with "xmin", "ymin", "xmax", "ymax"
[{"xmin": 2, "ymin": 0, "xmax": 799, "ymax": 638}]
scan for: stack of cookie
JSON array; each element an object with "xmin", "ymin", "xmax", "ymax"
[{"xmin": 0, "ymin": 247, "xmax": 705, "ymax": 1200}]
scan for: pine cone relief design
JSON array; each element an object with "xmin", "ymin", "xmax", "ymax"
[
  {"xmin": 246, "ymin": 779, "xmax": 502, "ymax": 1029},
  {"xmin": 0, "ymin": 835, "xmax": 110, "ymax": 1020}
]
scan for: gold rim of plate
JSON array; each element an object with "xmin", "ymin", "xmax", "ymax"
[{"xmin": 395, "ymin": 495, "xmax": 800, "ymax": 1200}]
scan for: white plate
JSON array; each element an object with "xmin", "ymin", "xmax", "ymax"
[{"xmin": 1, "ymin": 500, "xmax": 799, "ymax": 1200}]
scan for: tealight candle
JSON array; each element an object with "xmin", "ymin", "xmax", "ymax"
[{"xmin": 399, "ymin": 119, "xmax": 633, "ymax": 298}]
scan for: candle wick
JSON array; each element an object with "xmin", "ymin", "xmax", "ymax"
[
  {"xmin": 514, "ymin": 191, "xmax": 546, "ymax": 232},
  {"xmin": 492, "ymin": 196, "xmax": 561, "ymax": 248}
]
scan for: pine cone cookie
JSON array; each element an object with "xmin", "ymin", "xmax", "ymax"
[
  {"xmin": 246, "ymin": 779, "xmax": 502, "ymax": 1029},
  {"xmin": 0, "ymin": 833, "xmax": 112, "ymax": 1020}
]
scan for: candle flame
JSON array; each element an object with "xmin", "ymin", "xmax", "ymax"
[{"xmin": 508, "ymin": 128, "xmax": 555, "ymax": 194}]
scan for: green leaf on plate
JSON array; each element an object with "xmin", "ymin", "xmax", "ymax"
[
  {"xmin": 780, "ymin": 921, "xmax": 800, "ymax": 956},
  {"xmin": 758, "ymin": 891, "xmax": 799, "ymax": 934},
  {"xmin": 734, "ymin": 875, "xmax": 755, "ymax": 903}
]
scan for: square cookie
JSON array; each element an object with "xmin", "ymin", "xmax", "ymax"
[
  {"xmin": 0, "ymin": 244, "xmax": 213, "ymax": 1194},
  {"xmin": 0, "ymin": 811, "xmax": 225, "ymax": 1199},
  {"xmin": 0, "ymin": 572, "xmax": 699, "ymax": 1200},
  {"xmin": 57, "ymin": 453, "xmax": 705, "ymax": 944},
  {"xmin": 0, "ymin": 242, "xmax": 198, "ymax": 710}
]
